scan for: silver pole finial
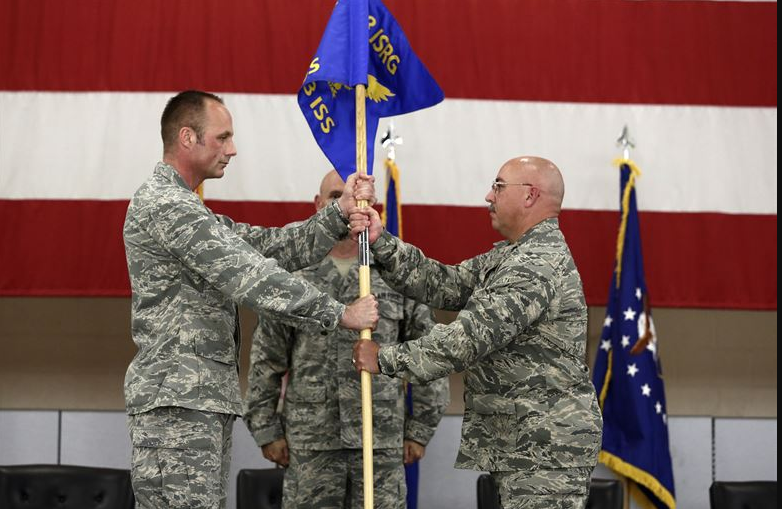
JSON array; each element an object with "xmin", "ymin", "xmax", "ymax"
[
  {"xmin": 617, "ymin": 124, "xmax": 635, "ymax": 160},
  {"xmin": 380, "ymin": 121, "xmax": 404, "ymax": 161}
]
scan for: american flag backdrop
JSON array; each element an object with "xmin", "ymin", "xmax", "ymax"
[{"xmin": 0, "ymin": 0, "xmax": 776, "ymax": 311}]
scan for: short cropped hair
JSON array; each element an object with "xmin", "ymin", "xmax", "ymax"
[{"xmin": 160, "ymin": 90, "xmax": 224, "ymax": 152}]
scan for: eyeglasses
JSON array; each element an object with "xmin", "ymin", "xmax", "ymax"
[{"xmin": 490, "ymin": 180, "xmax": 533, "ymax": 193}]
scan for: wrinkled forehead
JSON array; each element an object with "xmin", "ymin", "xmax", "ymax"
[{"xmin": 497, "ymin": 159, "xmax": 532, "ymax": 181}]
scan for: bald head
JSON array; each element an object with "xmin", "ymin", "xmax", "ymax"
[
  {"xmin": 315, "ymin": 169, "xmax": 345, "ymax": 211},
  {"xmin": 486, "ymin": 156, "xmax": 565, "ymax": 241},
  {"xmin": 503, "ymin": 156, "xmax": 565, "ymax": 213}
]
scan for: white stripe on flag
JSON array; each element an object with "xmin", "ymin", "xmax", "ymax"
[{"xmin": 1, "ymin": 91, "xmax": 776, "ymax": 214}]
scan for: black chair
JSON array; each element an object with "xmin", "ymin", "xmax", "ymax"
[
  {"xmin": 0, "ymin": 464, "xmax": 134, "ymax": 509},
  {"xmin": 586, "ymin": 478, "xmax": 623, "ymax": 509},
  {"xmin": 477, "ymin": 473, "xmax": 500, "ymax": 509},
  {"xmin": 237, "ymin": 468, "xmax": 285, "ymax": 509},
  {"xmin": 477, "ymin": 474, "xmax": 622, "ymax": 509},
  {"xmin": 709, "ymin": 480, "xmax": 777, "ymax": 509}
]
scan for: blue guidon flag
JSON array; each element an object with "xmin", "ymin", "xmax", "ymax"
[
  {"xmin": 299, "ymin": 0, "xmax": 443, "ymax": 181},
  {"xmin": 592, "ymin": 160, "xmax": 676, "ymax": 509}
]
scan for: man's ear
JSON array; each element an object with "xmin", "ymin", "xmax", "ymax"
[
  {"xmin": 526, "ymin": 186, "xmax": 541, "ymax": 207},
  {"xmin": 179, "ymin": 127, "xmax": 195, "ymax": 149}
]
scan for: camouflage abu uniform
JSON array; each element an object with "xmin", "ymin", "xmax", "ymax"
[
  {"xmin": 123, "ymin": 162, "xmax": 349, "ymax": 509},
  {"xmin": 244, "ymin": 256, "xmax": 449, "ymax": 509},
  {"xmin": 372, "ymin": 218, "xmax": 602, "ymax": 509}
]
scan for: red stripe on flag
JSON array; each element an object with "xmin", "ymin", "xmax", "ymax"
[
  {"xmin": 558, "ymin": 209, "xmax": 778, "ymax": 311},
  {"xmin": 0, "ymin": 200, "xmax": 130, "ymax": 296},
  {"xmin": 0, "ymin": 0, "xmax": 775, "ymax": 106},
  {"xmin": 1, "ymin": 200, "xmax": 776, "ymax": 309}
]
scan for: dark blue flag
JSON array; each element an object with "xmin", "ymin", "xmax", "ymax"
[
  {"xmin": 299, "ymin": 0, "xmax": 443, "ymax": 181},
  {"xmin": 382, "ymin": 158, "xmax": 402, "ymax": 237},
  {"xmin": 592, "ymin": 160, "xmax": 676, "ymax": 509},
  {"xmin": 403, "ymin": 381, "xmax": 420, "ymax": 509},
  {"xmin": 380, "ymin": 156, "xmax": 418, "ymax": 508}
]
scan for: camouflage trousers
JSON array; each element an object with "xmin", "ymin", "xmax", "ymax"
[
  {"xmin": 491, "ymin": 468, "xmax": 592, "ymax": 509},
  {"xmin": 128, "ymin": 406, "xmax": 235, "ymax": 509},
  {"xmin": 282, "ymin": 448, "xmax": 406, "ymax": 509}
]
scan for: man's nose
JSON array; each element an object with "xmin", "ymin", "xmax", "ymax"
[{"xmin": 226, "ymin": 139, "xmax": 237, "ymax": 157}]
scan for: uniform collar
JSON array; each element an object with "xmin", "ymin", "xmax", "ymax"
[
  {"xmin": 493, "ymin": 217, "xmax": 560, "ymax": 249},
  {"xmin": 516, "ymin": 217, "xmax": 559, "ymax": 244},
  {"xmin": 154, "ymin": 161, "xmax": 192, "ymax": 191}
]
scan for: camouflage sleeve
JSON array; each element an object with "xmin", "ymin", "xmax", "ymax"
[
  {"xmin": 378, "ymin": 259, "xmax": 556, "ymax": 384},
  {"xmin": 400, "ymin": 299, "xmax": 449, "ymax": 445},
  {"xmin": 243, "ymin": 313, "xmax": 292, "ymax": 448},
  {"xmin": 148, "ymin": 194, "xmax": 345, "ymax": 329},
  {"xmin": 371, "ymin": 230, "xmax": 487, "ymax": 311},
  {"xmin": 217, "ymin": 200, "xmax": 347, "ymax": 273}
]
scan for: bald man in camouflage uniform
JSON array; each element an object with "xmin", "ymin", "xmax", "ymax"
[
  {"xmin": 353, "ymin": 157, "xmax": 602, "ymax": 509},
  {"xmin": 244, "ymin": 170, "xmax": 449, "ymax": 509},
  {"xmin": 123, "ymin": 91, "xmax": 379, "ymax": 509}
]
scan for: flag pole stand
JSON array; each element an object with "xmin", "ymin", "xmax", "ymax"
[
  {"xmin": 622, "ymin": 477, "xmax": 630, "ymax": 509},
  {"xmin": 355, "ymin": 83, "xmax": 374, "ymax": 509}
]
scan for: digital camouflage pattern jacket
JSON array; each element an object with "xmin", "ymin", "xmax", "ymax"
[
  {"xmin": 373, "ymin": 219, "xmax": 602, "ymax": 472},
  {"xmin": 124, "ymin": 162, "xmax": 348, "ymax": 416}
]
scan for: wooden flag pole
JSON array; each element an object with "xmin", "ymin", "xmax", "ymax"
[{"xmin": 355, "ymin": 83, "xmax": 374, "ymax": 509}]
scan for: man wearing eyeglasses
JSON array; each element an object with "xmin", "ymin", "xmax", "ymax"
[{"xmin": 351, "ymin": 156, "xmax": 602, "ymax": 509}]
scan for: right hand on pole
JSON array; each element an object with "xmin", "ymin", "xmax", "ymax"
[
  {"xmin": 261, "ymin": 438, "xmax": 290, "ymax": 467},
  {"xmin": 338, "ymin": 173, "xmax": 376, "ymax": 214},
  {"xmin": 348, "ymin": 205, "xmax": 384, "ymax": 244},
  {"xmin": 340, "ymin": 294, "xmax": 379, "ymax": 331}
]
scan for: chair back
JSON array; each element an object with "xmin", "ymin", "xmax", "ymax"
[
  {"xmin": 710, "ymin": 480, "xmax": 777, "ymax": 509},
  {"xmin": 476, "ymin": 474, "xmax": 500, "ymax": 509},
  {"xmin": 0, "ymin": 464, "xmax": 134, "ymax": 509},
  {"xmin": 586, "ymin": 478, "xmax": 623, "ymax": 509},
  {"xmin": 236, "ymin": 468, "xmax": 285, "ymax": 509},
  {"xmin": 477, "ymin": 474, "xmax": 623, "ymax": 509}
]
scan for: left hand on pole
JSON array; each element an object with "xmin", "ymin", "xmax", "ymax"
[{"xmin": 352, "ymin": 339, "xmax": 381, "ymax": 374}]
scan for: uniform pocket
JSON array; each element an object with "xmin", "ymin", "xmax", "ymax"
[
  {"xmin": 377, "ymin": 292, "xmax": 404, "ymax": 320},
  {"xmin": 186, "ymin": 312, "xmax": 236, "ymax": 365},
  {"xmin": 131, "ymin": 423, "xmax": 220, "ymax": 507},
  {"xmin": 370, "ymin": 378, "xmax": 405, "ymax": 448},
  {"xmin": 132, "ymin": 425, "xmax": 213, "ymax": 450},
  {"xmin": 372, "ymin": 377, "xmax": 403, "ymax": 401},
  {"xmin": 548, "ymin": 389, "xmax": 602, "ymax": 467},
  {"xmin": 514, "ymin": 400, "xmax": 552, "ymax": 461},
  {"xmin": 283, "ymin": 383, "xmax": 331, "ymax": 448},
  {"xmin": 285, "ymin": 383, "xmax": 326, "ymax": 403},
  {"xmin": 465, "ymin": 394, "xmax": 517, "ymax": 453},
  {"xmin": 464, "ymin": 394, "xmax": 550, "ymax": 455},
  {"xmin": 374, "ymin": 292, "xmax": 404, "ymax": 346}
]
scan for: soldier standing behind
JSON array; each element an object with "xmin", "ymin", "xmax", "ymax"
[
  {"xmin": 244, "ymin": 170, "xmax": 449, "ymax": 509},
  {"xmin": 123, "ymin": 91, "xmax": 379, "ymax": 509},
  {"xmin": 353, "ymin": 156, "xmax": 603, "ymax": 509}
]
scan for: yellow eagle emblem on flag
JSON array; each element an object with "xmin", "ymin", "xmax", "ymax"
[
  {"xmin": 367, "ymin": 74, "xmax": 395, "ymax": 103},
  {"xmin": 329, "ymin": 81, "xmax": 351, "ymax": 97},
  {"xmin": 327, "ymin": 75, "xmax": 395, "ymax": 102}
]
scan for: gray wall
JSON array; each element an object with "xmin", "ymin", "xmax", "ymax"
[{"xmin": 0, "ymin": 411, "xmax": 776, "ymax": 509}]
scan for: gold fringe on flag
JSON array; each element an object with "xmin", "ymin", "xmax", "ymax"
[
  {"xmin": 613, "ymin": 158, "xmax": 642, "ymax": 288},
  {"xmin": 381, "ymin": 158, "xmax": 403, "ymax": 239},
  {"xmin": 599, "ymin": 450, "xmax": 677, "ymax": 509}
]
